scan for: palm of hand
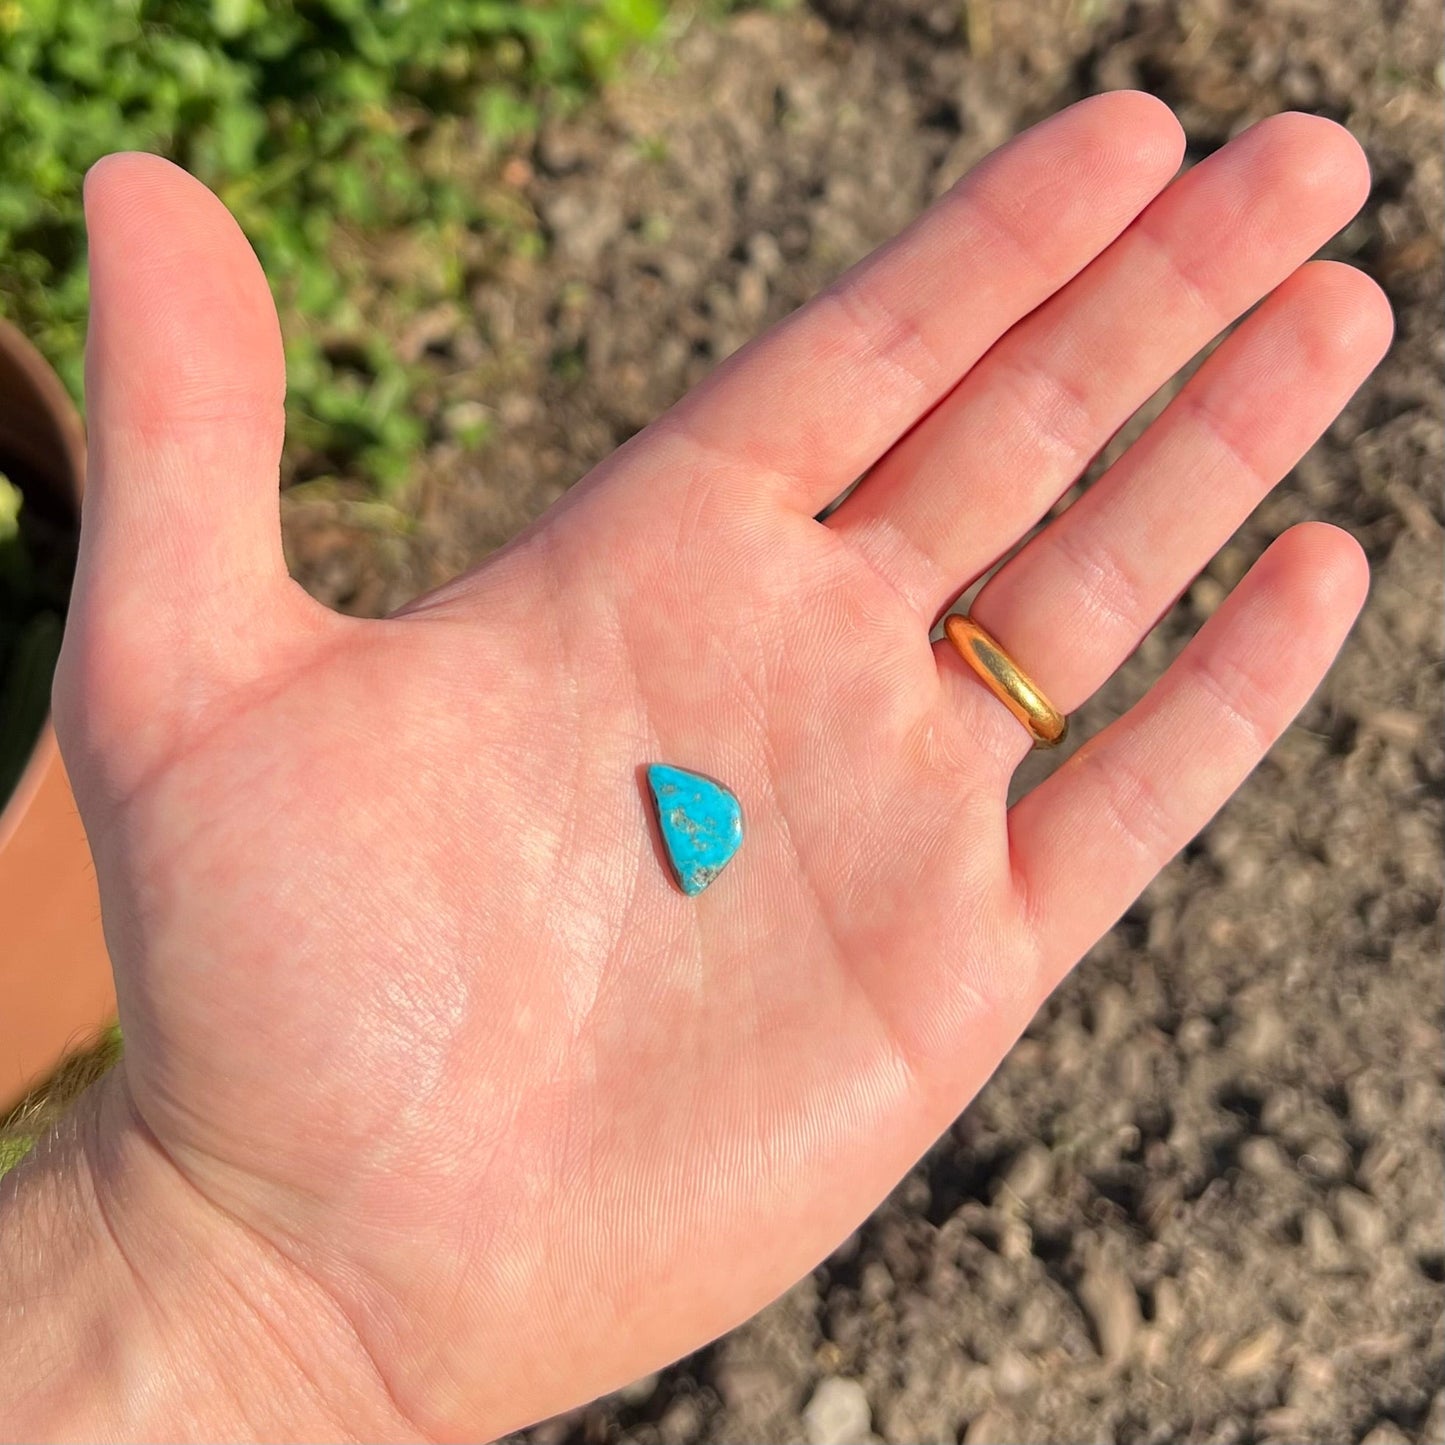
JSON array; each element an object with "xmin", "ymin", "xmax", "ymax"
[
  {"xmin": 58, "ymin": 95, "xmax": 1385, "ymax": 1438},
  {"xmin": 83, "ymin": 439, "xmax": 1010, "ymax": 1433}
]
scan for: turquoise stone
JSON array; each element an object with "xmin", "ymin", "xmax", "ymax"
[{"xmin": 646, "ymin": 763, "xmax": 743, "ymax": 896}]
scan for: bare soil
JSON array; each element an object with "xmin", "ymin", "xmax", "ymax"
[{"xmin": 281, "ymin": 1, "xmax": 1444, "ymax": 1440}]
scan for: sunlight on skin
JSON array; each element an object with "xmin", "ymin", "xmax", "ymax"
[{"xmin": 0, "ymin": 92, "xmax": 1388, "ymax": 1441}]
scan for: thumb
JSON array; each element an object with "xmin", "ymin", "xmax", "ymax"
[{"xmin": 57, "ymin": 154, "xmax": 311, "ymax": 795}]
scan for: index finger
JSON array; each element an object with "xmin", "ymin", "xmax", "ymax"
[{"xmin": 656, "ymin": 91, "xmax": 1185, "ymax": 515}]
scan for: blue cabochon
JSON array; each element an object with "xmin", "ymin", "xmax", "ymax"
[{"xmin": 646, "ymin": 764, "xmax": 744, "ymax": 896}]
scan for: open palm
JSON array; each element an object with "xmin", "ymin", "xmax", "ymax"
[{"xmin": 57, "ymin": 94, "xmax": 1387, "ymax": 1440}]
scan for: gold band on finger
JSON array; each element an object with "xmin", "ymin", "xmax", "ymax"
[{"xmin": 944, "ymin": 614, "xmax": 1068, "ymax": 749}]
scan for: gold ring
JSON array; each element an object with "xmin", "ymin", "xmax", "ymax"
[{"xmin": 943, "ymin": 614, "xmax": 1067, "ymax": 749}]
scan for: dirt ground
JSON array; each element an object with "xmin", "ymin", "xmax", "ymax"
[{"xmin": 281, "ymin": 1, "xmax": 1444, "ymax": 1440}]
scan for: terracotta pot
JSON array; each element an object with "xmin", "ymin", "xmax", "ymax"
[{"xmin": 0, "ymin": 318, "xmax": 114, "ymax": 1110}]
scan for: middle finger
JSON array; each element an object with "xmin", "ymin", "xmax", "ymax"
[{"xmin": 828, "ymin": 112, "xmax": 1370, "ymax": 622}]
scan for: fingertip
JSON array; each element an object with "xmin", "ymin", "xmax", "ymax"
[
  {"xmin": 83, "ymin": 149, "xmax": 136, "ymax": 198},
  {"xmin": 1064, "ymin": 89, "xmax": 1187, "ymax": 178},
  {"xmin": 84, "ymin": 151, "xmax": 194, "ymax": 222},
  {"xmin": 1283, "ymin": 260, "xmax": 1396, "ymax": 377},
  {"xmin": 1099, "ymin": 89, "xmax": 1188, "ymax": 159},
  {"xmin": 82, "ymin": 151, "xmax": 122, "ymax": 207},
  {"xmin": 84, "ymin": 149, "xmax": 284, "ymax": 451},
  {"xmin": 84, "ymin": 153, "xmax": 242, "ymax": 267},
  {"xmin": 1242, "ymin": 111, "xmax": 1373, "ymax": 214},
  {"xmin": 1269, "ymin": 521, "xmax": 1371, "ymax": 617}
]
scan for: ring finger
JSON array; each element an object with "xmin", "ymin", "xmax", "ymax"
[{"xmin": 933, "ymin": 258, "xmax": 1392, "ymax": 755}]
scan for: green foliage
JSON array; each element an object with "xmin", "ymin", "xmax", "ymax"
[
  {"xmin": 0, "ymin": 0, "xmax": 670, "ymax": 492},
  {"xmin": 0, "ymin": 1133, "xmax": 32, "ymax": 1175}
]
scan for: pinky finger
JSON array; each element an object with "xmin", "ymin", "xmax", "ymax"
[{"xmin": 1008, "ymin": 522, "xmax": 1368, "ymax": 971}]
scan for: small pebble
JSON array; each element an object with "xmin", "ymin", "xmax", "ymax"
[
  {"xmin": 714, "ymin": 1362, "xmax": 791, "ymax": 1418},
  {"xmin": 1303, "ymin": 1209, "xmax": 1351, "ymax": 1272},
  {"xmin": 1333, "ymin": 1186, "xmax": 1390, "ymax": 1253},
  {"xmin": 991, "ymin": 1349, "xmax": 1037, "ymax": 1398},
  {"xmin": 1223, "ymin": 1324, "xmax": 1281, "ymax": 1378},
  {"xmin": 1364, "ymin": 707, "xmax": 1426, "ymax": 746},
  {"xmin": 659, "ymin": 1398, "xmax": 701, "ymax": 1445},
  {"xmin": 1138, "ymin": 1328, "xmax": 1170, "ymax": 1370},
  {"xmin": 617, "ymin": 1373, "xmax": 658, "ymax": 1405},
  {"xmin": 528, "ymin": 1416, "xmax": 573, "ymax": 1445},
  {"xmin": 1177, "ymin": 1015, "xmax": 1216, "ymax": 1054},
  {"xmin": 1194, "ymin": 1332, "xmax": 1225, "ymax": 1367},
  {"xmin": 1240, "ymin": 1136, "xmax": 1290, "ymax": 1177},
  {"xmin": 734, "ymin": 265, "xmax": 769, "ymax": 323},
  {"xmin": 1190, "ymin": 574, "xmax": 1227, "ymax": 617},
  {"xmin": 998, "ymin": 1217, "xmax": 1033, "ymax": 1262},
  {"xmin": 1152, "ymin": 1277, "xmax": 1183, "ymax": 1331},
  {"xmin": 1235, "ymin": 1006, "xmax": 1289, "ymax": 1063},
  {"xmin": 1290, "ymin": 1354, "xmax": 1336, "ymax": 1401},
  {"xmin": 999, "ymin": 1144, "xmax": 1052, "ymax": 1206},
  {"xmin": 1078, "ymin": 1261, "xmax": 1141, "ymax": 1364},
  {"xmin": 1353, "ymin": 1331, "xmax": 1412, "ymax": 1361},
  {"xmin": 1346, "ymin": 1071, "xmax": 1395, "ymax": 1132},
  {"xmin": 1357, "ymin": 1139, "xmax": 1405, "ymax": 1192},
  {"xmin": 1360, "ymin": 1423, "xmax": 1411, "ymax": 1445},
  {"xmin": 802, "ymin": 1377, "xmax": 871, "ymax": 1445},
  {"xmin": 1299, "ymin": 1135, "xmax": 1352, "ymax": 1181},
  {"xmin": 1258, "ymin": 1405, "xmax": 1309, "ymax": 1439},
  {"xmin": 746, "ymin": 231, "xmax": 783, "ymax": 277},
  {"xmin": 859, "ymin": 1260, "xmax": 893, "ymax": 1307},
  {"xmin": 1090, "ymin": 981, "xmax": 1133, "ymax": 1044},
  {"xmin": 964, "ymin": 1409, "xmax": 1017, "ymax": 1445}
]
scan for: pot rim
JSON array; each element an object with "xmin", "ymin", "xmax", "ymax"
[{"xmin": 0, "ymin": 317, "xmax": 85, "ymax": 856}]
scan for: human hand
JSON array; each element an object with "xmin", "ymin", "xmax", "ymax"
[{"xmin": 7, "ymin": 93, "xmax": 1388, "ymax": 1441}]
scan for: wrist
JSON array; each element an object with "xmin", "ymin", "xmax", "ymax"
[{"xmin": 0, "ymin": 1066, "xmax": 418, "ymax": 1442}]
